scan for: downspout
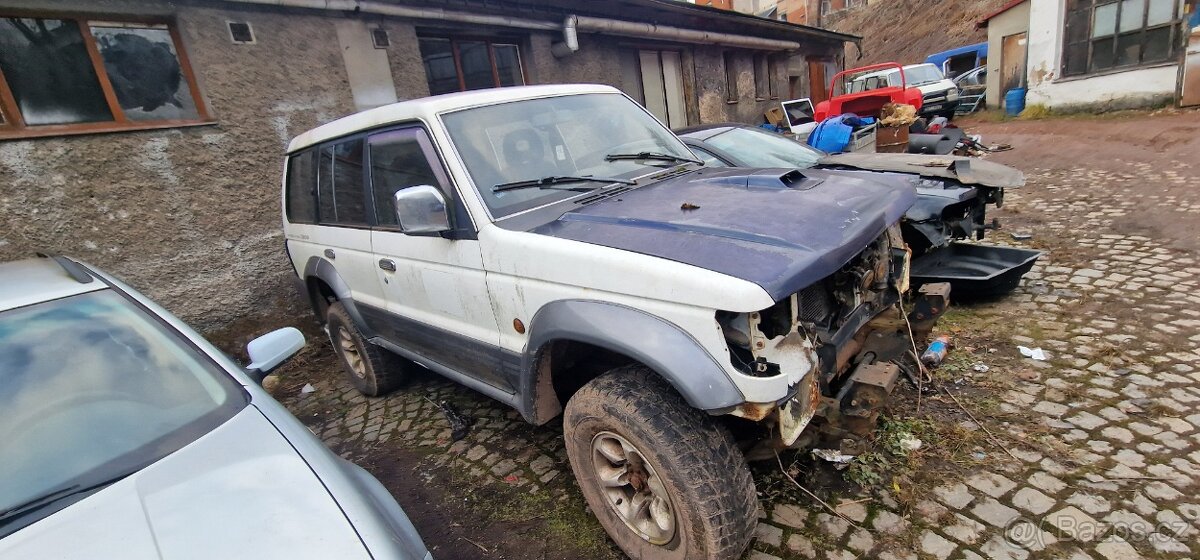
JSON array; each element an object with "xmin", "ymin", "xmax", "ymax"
[
  {"xmin": 572, "ymin": 15, "xmax": 800, "ymax": 51},
  {"xmin": 551, "ymin": 15, "xmax": 579, "ymax": 58},
  {"xmin": 220, "ymin": 0, "xmax": 801, "ymax": 51}
]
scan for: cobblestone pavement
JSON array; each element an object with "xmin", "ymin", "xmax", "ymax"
[{"xmin": 278, "ymin": 116, "xmax": 1200, "ymax": 560}]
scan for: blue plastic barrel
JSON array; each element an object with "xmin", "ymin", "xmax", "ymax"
[{"xmin": 1005, "ymin": 87, "xmax": 1027, "ymax": 116}]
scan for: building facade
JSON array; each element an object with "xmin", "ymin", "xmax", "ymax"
[
  {"xmin": 980, "ymin": 0, "xmax": 1197, "ymax": 111},
  {"xmin": 0, "ymin": 0, "xmax": 854, "ymax": 332}
]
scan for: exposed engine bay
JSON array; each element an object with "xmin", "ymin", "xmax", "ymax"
[{"xmin": 718, "ymin": 224, "xmax": 951, "ymax": 454}]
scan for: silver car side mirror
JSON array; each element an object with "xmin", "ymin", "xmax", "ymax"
[
  {"xmin": 246, "ymin": 327, "xmax": 306, "ymax": 380},
  {"xmin": 394, "ymin": 185, "xmax": 451, "ymax": 234}
]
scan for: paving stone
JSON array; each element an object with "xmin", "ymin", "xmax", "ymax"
[
  {"xmin": 753, "ymin": 523, "xmax": 783, "ymax": 548},
  {"xmin": 785, "ymin": 534, "xmax": 816, "ymax": 558},
  {"xmin": 978, "ymin": 536, "xmax": 1030, "ymax": 560},
  {"xmin": 770, "ymin": 503, "xmax": 808, "ymax": 529},
  {"xmin": 1066, "ymin": 492, "xmax": 1112, "ymax": 515},
  {"xmin": 935, "ymin": 482, "xmax": 976, "ymax": 509},
  {"xmin": 1045, "ymin": 506, "xmax": 1103, "ymax": 542},
  {"xmin": 971, "ymin": 497, "xmax": 1021, "ymax": 528},
  {"xmin": 1012, "ymin": 487, "xmax": 1056, "ymax": 514},
  {"xmin": 1093, "ymin": 537, "xmax": 1143, "ymax": 560},
  {"xmin": 846, "ymin": 528, "xmax": 874, "ymax": 553},
  {"xmin": 871, "ymin": 509, "xmax": 908, "ymax": 534},
  {"xmin": 920, "ymin": 530, "xmax": 957, "ymax": 560},
  {"xmin": 966, "ymin": 473, "xmax": 1017, "ymax": 498},
  {"xmin": 942, "ymin": 514, "xmax": 986, "ymax": 545},
  {"xmin": 816, "ymin": 513, "xmax": 850, "ymax": 538}
]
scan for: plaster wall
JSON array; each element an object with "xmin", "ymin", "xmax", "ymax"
[
  {"xmin": 1024, "ymin": 0, "xmax": 1179, "ymax": 110},
  {"xmin": 984, "ymin": 0, "xmax": 1029, "ymax": 108}
]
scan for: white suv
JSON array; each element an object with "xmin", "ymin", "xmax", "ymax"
[{"xmin": 282, "ymin": 84, "xmax": 948, "ymax": 559}]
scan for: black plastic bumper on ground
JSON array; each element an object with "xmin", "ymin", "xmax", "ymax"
[{"xmin": 910, "ymin": 243, "xmax": 1043, "ymax": 298}]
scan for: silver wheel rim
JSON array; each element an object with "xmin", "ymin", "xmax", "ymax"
[
  {"xmin": 590, "ymin": 431, "xmax": 677, "ymax": 545},
  {"xmin": 337, "ymin": 327, "xmax": 366, "ymax": 379}
]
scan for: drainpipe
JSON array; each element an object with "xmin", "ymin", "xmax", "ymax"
[
  {"xmin": 220, "ymin": 0, "xmax": 801, "ymax": 51},
  {"xmin": 572, "ymin": 15, "xmax": 800, "ymax": 51},
  {"xmin": 551, "ymin": 15, "xmax": 579, "ymax": 58}
]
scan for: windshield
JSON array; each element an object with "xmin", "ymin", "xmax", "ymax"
[
  {"xmin": 442, "ymin": 92, "xmax": 696, "ymax": 218},
  {"xmin": 902, "ymin": 65, "xmax": 944, "ymax": 86},
  {"xmin": 0, "ymin": 290, "xmax": 245, "ymax": 536},
  {"xmin": 847, "ymin": 65, "xmax": 944, "ymax": 93},
  {"xmin": 704, "ymin": 127, "xmax": 825, "ymax": 169}
]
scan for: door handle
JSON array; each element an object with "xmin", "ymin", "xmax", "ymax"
[{"xmin": 378, "ymin": 259, "xmax": 396, "ymax": 272}]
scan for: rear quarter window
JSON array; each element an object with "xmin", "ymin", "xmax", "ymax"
[{"xmin": 285, "ymin": 150, "xmax": 317, "ymax": 224}]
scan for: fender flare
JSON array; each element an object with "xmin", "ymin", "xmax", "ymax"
[
  {"xmin": 519, "ymin": 300, "xmax": 744, "ymax": 418},
  {"xmin": 301, "ymin": 256, "xmax": 374, "ymax": 337}
]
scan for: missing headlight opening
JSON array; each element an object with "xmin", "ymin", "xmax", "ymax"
[{"xmin": 718, "ymin": 293, "xmax": 819, "ymax": 381}]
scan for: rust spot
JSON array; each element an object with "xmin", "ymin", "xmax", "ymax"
[
  {"xmin": 512, "ymin": 318, "xmax": 525, "ymax": 334},
  {"xmin": 733, "ymin": 401, "xmax": 774, "ymax": 422},
  {"xmin": 680, "ymin": 202, "xmax": 700, "ymax": 210}
]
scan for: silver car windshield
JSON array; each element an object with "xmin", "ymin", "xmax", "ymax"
[
  {"xmin": 705, "ymin": 127, "xmax": 825, "ymax": 169},
  {"xmin": 0, "ymin": 290, "xmax": 245, "ymax": 535},
  {"xmin": 442, "ymin": 92, "xmax": 697, "ymax": 218}
]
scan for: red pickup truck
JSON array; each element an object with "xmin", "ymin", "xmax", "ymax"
[{"xmin": 814, "ymin": 62, "xmax": 923, "ymax": 122}]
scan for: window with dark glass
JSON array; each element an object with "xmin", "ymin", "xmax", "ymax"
[
  {"xmin": 315, "ymin": 140, "xmax": 367, "ymax": 226},
  {"xmin": 369, "ymin": 129, "xmax": 441, "ymax": 227},
  {"xmin": 418, "ymin": 37, "xmax": 526, "ymax": 95},
  {"xmin": 1063, "ymin": 0, "xmax": 1180, "ymax": 77},
  {"xmin": 286, "ymin": 150, "xmax": 318, "ymax": 224},
  {"xmin": 0, "ymin": 16, "xmax": 209, "ymax": 138}
]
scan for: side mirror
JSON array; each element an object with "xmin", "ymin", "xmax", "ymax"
[
  {"xmin": 245, "ymin": 327, "xmax": 306, "ymax": 383},
  {"xmin": 394, "ymin": 185, "xmax": 450, "ymax": 234}
]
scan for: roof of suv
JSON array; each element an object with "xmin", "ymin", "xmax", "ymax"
[
  {"xmin": 0, "ymin": 258, "xmax": 105, "ymax": 313},
  {"xmin": 287, "ymin": 83, "xmax": 621, "ymax": 154}
]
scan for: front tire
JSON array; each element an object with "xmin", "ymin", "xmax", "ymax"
[
  {"xmin": 325, "ymin": 301, "xmax": 407, "ymax": 396},
  {"xmin": 563, "ymin": 366, "xmax": 757, "ymax": 560}
]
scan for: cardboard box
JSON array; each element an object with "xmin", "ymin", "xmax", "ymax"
[
  {"xmin": 764, "ymin": 106, "xmax": 786, "ymax": 127},
  {"xmin": 876, "ymin": 125, "xmax": 909, "ymax": 153}
]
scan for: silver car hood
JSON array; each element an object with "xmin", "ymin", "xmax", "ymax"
[
  {"xmin": 819, "ymin": 152, "xmax": 1025, "ymax": 188},
  {"xmin": 0, "ymin": 407, "xmax": 370, "ymax": 560}
]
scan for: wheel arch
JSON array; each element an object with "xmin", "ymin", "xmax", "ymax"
[
  {"xmin": 518, "ymin": 300, "xmax": 744, "ymax": 425},
  {"xmin": 301, "ymin": 256, "xmax": 375, "ymax": 336}
]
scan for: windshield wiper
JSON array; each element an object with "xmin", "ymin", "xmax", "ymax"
[
  {"xmin": 492, "ymin": 175, "xmax": 635, "ymax": 193},
  {"xmin": 0, "ymin": 472, "xmax": 134, "ymax": 525},
  {"xmin": 604, "ymin": 151, "xmax": 701, "ymax": 165}
]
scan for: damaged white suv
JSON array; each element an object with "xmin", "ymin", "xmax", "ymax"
[{"xmin": 282, "ymin": 84, "xmax": 949, "ymax": 560}]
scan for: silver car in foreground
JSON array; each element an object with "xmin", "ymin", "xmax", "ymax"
[{"xmin": 0, "ymin": 256, "xmax": 430, "ymax": 560}]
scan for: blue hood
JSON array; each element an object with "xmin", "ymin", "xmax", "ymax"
[{"xmin": 532, "ymin": 167, "xmax": 915, "ymax": 301}]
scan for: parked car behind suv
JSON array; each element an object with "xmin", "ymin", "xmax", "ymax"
[
  {"xmin": 0, "ymin": 256, "xmax": 430, "ymax": 560},
  {"xmin": 282, "ymin": 84, "xmax": 950, "ymax": 560},
  {"xmin": 676, "ymin": 123, "xmax": 1041, "ymax": 296},
  {"xmin": 851, "ymin": 63, "xmax": 960, "ymax": 119}
]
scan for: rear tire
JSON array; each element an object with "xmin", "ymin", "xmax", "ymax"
[
  {"xmin": 563, "ymin": 365, "xmax": 757, "ymax": 560},
  {"xmin": 325, "ymin": 301, "xmax": 407, "ymax": 396}
]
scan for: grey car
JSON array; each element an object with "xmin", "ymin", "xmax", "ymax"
[{"xmin": 0, "ymin": 256, "xmax": 430, "ymax": 560}]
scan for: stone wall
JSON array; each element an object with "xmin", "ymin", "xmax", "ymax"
[{"xmin": 0, "ymin": 0, "xmax": 841, "ymax": 334}]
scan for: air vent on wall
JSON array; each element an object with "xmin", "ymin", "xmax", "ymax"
[
  {"xmin": 371, "ymin": 28, "xmax": 390, "ymax": 49},
  {"xmin": 228, "ymin": 21, "xmax": 255, "ymax": 44}
]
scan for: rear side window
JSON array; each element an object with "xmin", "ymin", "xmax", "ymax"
[
  {"xmin": 315, "ymin": 139, "xmax": 368, "ymax": 226},
  {"xmin": 369, "ymin": 129, "xmax": 441, "ymax": 227},
  {"xmin": 285, "ymin": 150, "xmax": 317, "ymax": 224}
]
